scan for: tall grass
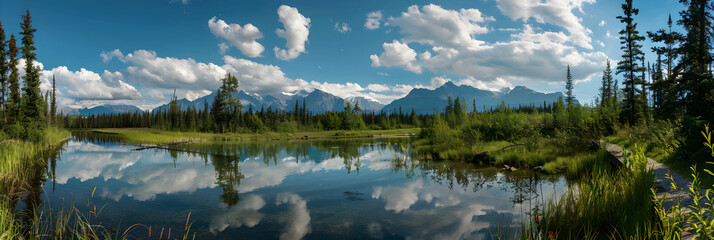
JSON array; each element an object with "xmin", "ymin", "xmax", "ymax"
[
  {"xmin": 525, "ymin": 146, "xmax": 656, "ymax": 239},
  {"xmin": 2, "ymin": 128, "xmax": 198, "ymax": 239},
  {"xmin": 542, "ymin": 149, "xmax": 612, "ymax": 178},
  {"xmin": 0, "ymin": 199, "xmax": 21, "ymax": 239},
  {"xmin": 0, "ymin": 127, "xmax": 70, "ymax": 239},
  {"xmin": 0, "ymin": 127, "xmax": 70, "ymax": 191}
]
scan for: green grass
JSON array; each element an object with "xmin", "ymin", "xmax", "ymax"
[
  {"xmin": 604, "ymin": 131, "xmax": 714, "ymax": 187},
  {"xmin": 92, "ymin": 128, "xmax": 420, "ymax": 145},
  {"xmin": 0, "ymin": 199, "xmax": 21, "ymax": 239},
  {"xmin": 603, "ymin": 135, "xmax": 672, "ymax": 162},
  {"xmin": 489, "ymin": 142, "xmax": 559, "ymax": 167},
  {"xmin": 543, "ymin": 149, "xmax": 612, "ymax": 178},
  {"xmin": 0, "ymin": 127, "xmax": 70, "ymax": 182},
  {"xmin": 2, "ymin": 128, "xmax": 198, "ymax": 239},
  {"xmin": 526, "ymin": 148, "xmax": 657, "ymax": 239},
  {"xmin": 1, "ymin": 127, "xmax": 71, "ymax": 239}
]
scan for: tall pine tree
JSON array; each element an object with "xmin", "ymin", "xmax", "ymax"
[
  {"xmin": 616, "ymin": 0, "xmax": 647, "ymax": 124},
  {"xmin": 20, "ymin": 10, "xmax": 45, "ymax": 129},
  {"xmin": 0, "ymin": 21, "xmax": 7, "ymax": 127},
  {"xmin": 212, "ymin": 73, "xmax": 240, "ymax": 133},
  {"xmin": 7, "ymin": 34, "xmax": 20, "ymax": 125},
  {"xmin": 677, "ymin": 0, "xmax": 714, "ymax": 121},
  {"xmin": 565, "ymin": 65, "xmax": 575, "ymax": 108},
  {"xmin": 600, "ymin": 60, "xmax": 615, "ymax": 108},
  {"xmin": 50, "ymin": 74, "xmax": 56, "ymax": 125},
  {"xmin": 647, "ymin": 14, "xmax": 684, "ymax": 119}
]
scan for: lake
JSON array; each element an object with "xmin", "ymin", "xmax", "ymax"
[{"xmin": 21, "ymin": 132, "xmax": 568, "ymax": 239}]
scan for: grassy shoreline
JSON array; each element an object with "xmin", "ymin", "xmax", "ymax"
[
  {"xmin": 0, "ymin": 127, "xmax": 70, "ymax": 181},
  {"xmin": 89, "ymin": 128, "xmax": 420, "ymax": 145},
  {"xmin": 1, "ymin": 127, "xmax": 71, "ymax": 239}
]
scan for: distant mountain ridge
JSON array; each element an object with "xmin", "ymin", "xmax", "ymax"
[
  {"xmin": 151, "ymin": 89, "xmax": 384, "ymax": 114},
  {"xmin": 70, "ymin": 104, "xmax": 143, "ymax": 116},
  {"xmin": 382, "ymin": 82, "xmax": 572, "ymax": 114}
]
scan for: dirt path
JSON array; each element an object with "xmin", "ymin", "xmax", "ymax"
[{"xmin": 601, "ymin": 141, "xmax": 698, "ymax": 239}]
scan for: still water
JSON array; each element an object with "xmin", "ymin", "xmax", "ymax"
[{"xmin": 31, "ymin": 132, "xmax": 568, "ymax": 239}]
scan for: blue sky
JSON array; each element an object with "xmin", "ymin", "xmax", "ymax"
[{"xmin": 0, "ymin": 0, "xmax": 685, "ymax": 110}]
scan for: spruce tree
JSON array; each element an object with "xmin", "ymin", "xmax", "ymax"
[
  {"xmin": 0, "ymin": 20, "xmax": 7, "ymax": 127},
  {"xmin": 600, "ymin": 60, "xmax": 614, "ymax": 107},
  {"xmin": 50, "ymin": 74, "xmax": 56, "ymax": 125},
  {"xmin": 565, "ymin": 65, "xmax": 575, "ymax": 108},
  {"xmin": 616, "ymin": 0, "xmax": 646, "ymax": 124},
  {"xmin": 7, "ymin": 34, "xmax": 20, "ymax": 125},
  {"xmin": 647, "ymin": 14, "xmax": 684, "ymax": 119},
  {"xmin": 211, "ymin": 73, "xmax": 240, "ymax": 133},
  {"xmin": 20, "ymin": 10, "xmax": 45, "ymax": 128},
  {"xmin": 677, "ymin": 0, "xmax": 714, "ymax": 121},
  {"xmin": 651, "ymin": 54, "xmax": 665, "ymax": 111}
]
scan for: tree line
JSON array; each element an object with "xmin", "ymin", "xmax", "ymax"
[
  {"xmin": 64, "ymin": 76, "xmax": 564, "ymax": 133},
  {"xmin": 594, "ymin": 0, "xmax": 714, "ymax": 126},
  {"xmin": 0, "ymin": 10, "xmax": 57, "ymax": 142}
]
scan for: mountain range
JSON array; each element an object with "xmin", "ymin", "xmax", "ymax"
[
  {"xmin": 67, "ymin": 82, "xmax": 570, "ymax": 116},
  {"xmin": 66, "ymin": 104, "xmax": 144, "ymax": 116},
  {"xmin": 150, "ymin": 89, "xmax": 384, "ymax": 114},
  {"xmin": 382, "ymin": 82, "xmax": 573, "ymax": 114}
]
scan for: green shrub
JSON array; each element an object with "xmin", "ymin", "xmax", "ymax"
[
  {"xmin": 276, "ymin": 121, "xmax": 299, "ymax": 133},
  {"xmin": 4, "ymin": 123, "xmax": 24, "ymax": 140},
  {"xmin": 24, "ymin": 122, "xmax": 45, "ymax": 142}
]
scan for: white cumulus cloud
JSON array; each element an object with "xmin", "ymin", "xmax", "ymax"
[
  {"xmin": 495, "ymin": 0, "xmax": 596, "ymax": 49},
  {"xmin": 370, "ymin": 40, "xmax": 421, "ymax": 74},
  {"xmin": 274, "ymin": 5, "xmax": 311, "ymax": 60},
  {"xmin": 100, "ymin": 49, "xmax": 124, "ymax": 63},
  {"xmin": 370, "ymin": 4, "xmax": 609, "ymax": 88},
  {"xmin": 208, "ymin": 17, "xmax": 265, "ymax": 57},
  {"xmin": 21, "ymin": 60, "xmax": 141, "ymax": 101},
  {"xmin": 387, "ymin": 4, "xmax": 493, "ymax": 51},
  {"xmin": 123, "ymin": 50, "xmax": 227, "ymax": 90}
]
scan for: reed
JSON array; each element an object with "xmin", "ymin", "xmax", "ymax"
[{"xmin": 525, "ymin": 146, "xmax": 656, "ymax": 239}]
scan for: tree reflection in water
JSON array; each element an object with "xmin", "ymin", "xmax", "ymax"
[
  {"xmin": 213, "ymin": 154, "xmax": 244, "ymax": 208},
  {"xmin": 389, "ymin": 144, "xmax": 562, "ymax": 209},
  {"xmin": 9, "ymin": 144, "xmax": 64, "ymax": 238}
]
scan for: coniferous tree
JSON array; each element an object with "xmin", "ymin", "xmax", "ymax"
[
  {"xmin": 7, "ymin": 34, "xmax": 20, "ymax": 125},
  {"xmin": 20, "ymin": 10, "xmax": 45, "ymax": 131},
  {"xmin": 648, "ymin": 14, "xmax": 684, "ymax": 119},
  {"xmin": 600, "ymin": 60, "xmax": 614, "ymax": 107},
  {"xmin": 640, "ymin": 55, "xmax": 650, "ymax": 120},
  {"xmin": 648, "ymin": 14, "xmax": 683, "ymax": 78},
  {"xmin": 651, "ymin": 54, "xmax": 665, "ymax": 111},
  {"xmin": 211, "ymin": 73, "xmax": 240, "ymax": 133},
  {"xmin": 50, "ymin": 74, "xmax": 56, "ymax": 125},
  {"xmin": 168, "ymin": 89, "xmax": 180, "ymax": 129},
  {"xmin": 0, "ymin": 20, "xmax": 7, "ymax": 127},
  {"xmin": 565, "ymin": 65, "xmax": 575, "ymax": 108},
  {"xmin": 616, "ymin": 0, "xmax": 647, "ymax": 124},
  {"xmin": 677, "ymin": 0, "xmax": 714, "ymax": 121}
]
